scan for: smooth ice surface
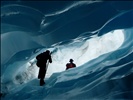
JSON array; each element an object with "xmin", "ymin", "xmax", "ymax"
[{"xmin": 1, "ymin": 1, "xmax": 133, "ymax": 100}]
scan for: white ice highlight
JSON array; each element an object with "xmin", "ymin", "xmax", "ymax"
[{"xmin": 46, "ymin": 30, "xmax": 124, "ymax": 78}]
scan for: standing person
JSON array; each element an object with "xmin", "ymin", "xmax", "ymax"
[
  {"xmin": 36, "ymin": 50, "xmax": 52, "ymax": 86},
  {"xmin": 66, "ymin": 59, "xmax": 76, "ymax": 70}
]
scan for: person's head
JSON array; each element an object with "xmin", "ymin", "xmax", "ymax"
[
  {"xmin": 46, "ymin": 50, "xmax": 50, "ymax": 54},
  {"xmin": 69, "ymin": 59, "xmax": 74, "ymax": 63}
]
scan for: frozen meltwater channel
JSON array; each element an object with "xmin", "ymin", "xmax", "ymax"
[{"xmin": 45, "ymin": 29, "xmax": 124, "ymax": 78}]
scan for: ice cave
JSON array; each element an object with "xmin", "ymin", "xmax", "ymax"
[{"xmin": 1, "ymin": 1, "xmax": 133, "ymax": 100}]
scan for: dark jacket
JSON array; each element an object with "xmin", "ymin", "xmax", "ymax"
[
  {"xmin": 36, "ymin": 52, "xmax": 52, "ymax": 79},
  {"xmin": 36, "ymin": 52, "xmax": 52, "ymax": 68}
]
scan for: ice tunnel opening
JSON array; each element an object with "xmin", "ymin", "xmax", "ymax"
[
  {"xmin": 4, "ymin": 29, "xmax": 125, "ymax": 86},
  {"xmin": 28, "ymin": 29, "xmax": 125, "ymax": 79}
]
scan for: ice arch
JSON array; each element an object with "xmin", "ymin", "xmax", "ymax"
[
  {"xmin": 32, "ymin": 29, "xmax": 124, "ymax": 78},
  {"xmin": 1, "ymin": 29, "xmax": 124, "ymax": 85}
]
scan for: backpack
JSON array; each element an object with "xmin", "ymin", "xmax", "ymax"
[
  {"xmin": 36, "ymin": 53, "xmax": 42, "ymax": 61},
  {"xmin": 36, "ymin": 53, "xmax": 43, "ymax": 67}
]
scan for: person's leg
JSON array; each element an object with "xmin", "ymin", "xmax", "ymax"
[
  {"xmin": 38, "ymin": 68, "xmax": 41, "ymax": 79},
  {"xmin": 43, "ymin": 69, "xmax": 46, "ymax": 79},
  {"xmin": 40, "ymin": 78, "xmax": 45, "ymax": 86},
  {"xmin": 39, "ymin": 65, "xmax": 47, "ymax": 86},
  {"xmin": 42, "ymin": 69, "xmax": 46, "ymax": 85},
  {"xmin": 40, "ymin": 69, "xmax": 46, "ymax": 86}
]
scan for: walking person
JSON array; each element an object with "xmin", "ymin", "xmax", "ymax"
[{"xmin": 36, "ymin": 50, "xmax": 52, "ymax": 86}]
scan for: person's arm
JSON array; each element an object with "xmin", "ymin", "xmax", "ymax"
[
  {"xmin": 48, "ymin": 55, "xmax": 52, "ymax": 63},
  {"xmin": 74, "ymin": 63, "xmax": 76, "ymax": 67},
  {"xmin": 66, "ymin": 64, "xmax": 68, "ymax": 70}
]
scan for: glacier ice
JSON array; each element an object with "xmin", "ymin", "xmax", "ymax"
[{"xmin": 1, "ymin": 1, "xmax": 133, "ymax": 100}]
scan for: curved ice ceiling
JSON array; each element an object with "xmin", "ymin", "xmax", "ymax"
[{"xmin": 1, "ymin": 1, "xmax": 132, "ymax": 66}]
